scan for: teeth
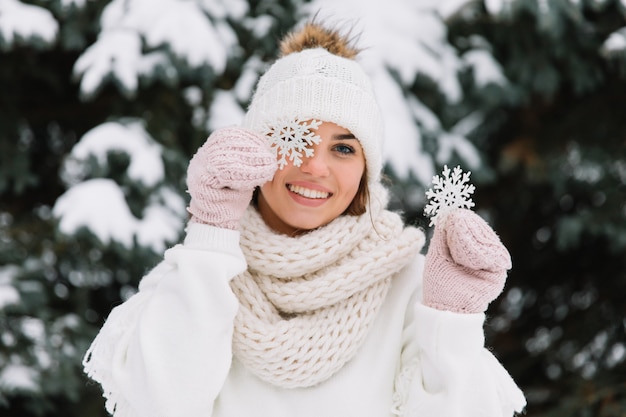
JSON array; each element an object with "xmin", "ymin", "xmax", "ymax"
[{"xmin": 288, "ymin": 184, "xmax": 330, "ymax": 199}]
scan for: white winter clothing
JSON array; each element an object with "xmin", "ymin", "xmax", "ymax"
[
  {"xmin": 229, "ymin": 183, "xmax": 424, "ymax": 389},
  {"xmin": 83, "ymin": 199, "xmax": 526, "ymax": 417}
]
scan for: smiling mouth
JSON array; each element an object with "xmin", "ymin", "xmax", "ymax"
[{"xmin": 287, "ymin": 184, "xmax": 331, "ymax": 199}]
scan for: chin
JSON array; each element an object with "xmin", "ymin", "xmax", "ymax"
[
  {"xmin": 284, "ymin": 213, "xmax": 336, "ymax": 233},
  {"xmin": 289, "ymin": 219, "xmax": 327, "ymax": 232}
]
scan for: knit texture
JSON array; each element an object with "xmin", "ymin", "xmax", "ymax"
[
  {"xmin": 243, "ymin": 48, "xmax": 384, "ymax": 184},
  {"xmin": 423, "ymin": 209, "xmax": 512, "ymax": 314},
  {"xmin": 230, "ymin": 184, "xmax": 425, "ymax": 388},
  {"xmin": 186, "ymin": 127, "xmax": 277, "ymax": 230}
]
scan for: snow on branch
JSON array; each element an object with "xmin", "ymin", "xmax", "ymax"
[
  {"xmin": 0, "ymin": 0, "xmax": 58, "ymax": 48},
  {"xmin": 73, "ymin": 0, "xmax": 245, "ymax": 98}
]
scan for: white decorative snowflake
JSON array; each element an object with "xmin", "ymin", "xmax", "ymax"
[
  {"xmin": 424, "ymin": 165, "xmax": 475, "ymax": 227},
  {"xmin": 263, "ymin": 117, "xmax": 322, "ymax": 169}
]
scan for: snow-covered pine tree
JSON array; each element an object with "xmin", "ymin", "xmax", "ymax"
[
  {"xmin": 0, "ymin": 0, "xmax": 301, "ymax": 415},
  {"xmin": 441, "ymin": 1, "xmax": 626, "ymax": 415},
  {"xmin": 3, "ymin": 0, "xmax": 625, "ymax": 416}
]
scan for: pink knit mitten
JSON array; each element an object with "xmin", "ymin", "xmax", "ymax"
[
  {"xmin": 186, "ymin": 127, "xmax": 277, "ymax": 230},
  {"xmin": 423, "ymin": 209, "xmax": 512, "ymax": 314}
]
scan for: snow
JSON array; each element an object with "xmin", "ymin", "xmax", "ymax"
[
  {"xmin": 235, "ymin": 56, "xmax": 266, "ymax": 103},
  {"xmin": 0, "ymin": 285, "xmax": 19, "ymax": 309},
  {"xmin": 485, "ymin": 0, "xmax": 510, "ymax": 15},
  {"xmin": 54, "ymin": 121, "xmax": 186, "ymax": 251},
  {"xmin": 74, "ymin": 30, "xmax": 142, "ymax": 97},
  {"xmin": 602, "ymin": 28, "xmax": 626, "ymax": 55},
  {"xmin": 135, "ymin": 1, "xmax": 226, "ymax": 68},
  {"xmin": 375, "ymin": 69, "xmax": 434, "ymax": 184},
  {"xmin": 243, "ymin": 14, "xmax": 274, "ymax": 39},
  {"xmin": 60, "ymin": 0, "xmax": 87, "ymax": 9},
  {"xmin": 53, "ymin": 178, "xmax": 185, "ymax": 251},
  {"xmin": 68, "ymin": 121, "xmax": 164, "ymax": 187},
  {"xmin": 607, "ymin": 343, "xmax": 626, "ymax": 368},
  {"xmin": 463, "ymin": 49, "xmax": 508, "ymax": 87},
  {"xmin": 208, "ymin": 89, "xmax": 246, "ymax": 131},
  {"xmin": 0, "ymin": 266, "xmax": 20, "ymax": 309},
  {"xmin": 0, "ymin": 363, "xmax": 38, "ymax": 393},
  {"xmin": 437, "ymin": 0, "xmax": 474, "ymax": 19},
  {"xmin": 184, "ymin": 86, "xmax": 204, "ymax": 107},
  {"xmin": 437, "ymin": 112, "xmax": 484, "ymax": 169},
  {"xmin": 73, "ymin": 0, "xmax": 245, "ymax": 97},
  {"xmin": 0, "ymin": 0, "xmax": 58, "ymax": 46},
  {"xmin": 54, "ymin": 178, "xmax": 139, "ymax": 248},
  {"xmin": 137, "ymin": 186, "xmax": 187, "ymax": 251},
  {"xmin": 21, "ymin": 317, "xmax": 45, "ymax": 342},
  {"xmin": 437, "ymin": 132, "xmax": 481, "ymax": 168},
  {"xmin": 198, "ymin": 0, "xmax": 248, "ymax": 20}
]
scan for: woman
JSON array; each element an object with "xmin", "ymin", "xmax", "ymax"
[{"xmin": 84, "ymin": 22, "xmax": 526, "ymax": 417}]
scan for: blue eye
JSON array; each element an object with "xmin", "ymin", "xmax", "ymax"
[{"xmin": 334, "ymin": 144, "xmax": 355, "ymax": 154}]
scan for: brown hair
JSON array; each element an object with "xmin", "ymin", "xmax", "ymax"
[{"xmin": 343, "ymin": 169, "xmax": 369, "ymax": 216}]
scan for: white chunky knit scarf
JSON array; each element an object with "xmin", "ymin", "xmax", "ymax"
[{"xmin": 231, "ymin": 184, "xmax": 424, "ymax": 389}]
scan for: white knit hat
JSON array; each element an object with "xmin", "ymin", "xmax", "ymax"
[{"xmin": 243, "ymin": 47, "xmax": 384, "ymax": 184}]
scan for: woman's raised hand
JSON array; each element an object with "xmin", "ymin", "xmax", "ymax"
[
  {"xmin": 422, "ymin": 209, "xmax": 512, "ymax": 314},
  {"xmin": 186, "ymin": 127, "xmax": 277, "ymax": 230}
]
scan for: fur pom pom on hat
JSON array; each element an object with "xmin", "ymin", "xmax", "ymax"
[{"xmin": 243, "ymin": 23, "xmax": 384, "ymax": 184}]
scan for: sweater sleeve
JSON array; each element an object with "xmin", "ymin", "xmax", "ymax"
[
  {"xmin": 83, "ymin": 223, "xmax": 246, "ymax": 417},
  {"xmin": 394, "ymin": 275, "xmax": 526, "ymax": 416}
]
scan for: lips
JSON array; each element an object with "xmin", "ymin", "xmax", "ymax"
[{"xmin": 287, "ymin": 184, "xmax": 331, "ymax": 199}]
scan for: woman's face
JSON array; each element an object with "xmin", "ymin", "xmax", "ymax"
[{"xmin": 258, "ymin": 121, "xmax": 366, "ymax": 236}]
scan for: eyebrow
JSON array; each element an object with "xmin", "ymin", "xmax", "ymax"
[{"xmin": 332, "ymin": 133, "xmax": 357, "ymax": 140}]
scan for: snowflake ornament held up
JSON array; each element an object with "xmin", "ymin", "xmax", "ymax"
[
  {"xmin": 263, "ymin": 117, "xmax": 322, "ymax": 169},
  {"xmin": 424, "ymin": 165, "xmax": 475, "ymax": 227}
]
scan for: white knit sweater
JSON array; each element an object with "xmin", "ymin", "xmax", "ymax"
[{"xmin": 83, "ymin": 223, "xmax": 526, "ymax": 417}]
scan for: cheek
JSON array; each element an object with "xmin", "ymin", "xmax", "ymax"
[
  {"xmin": 265, "ymin": 167, "xmax": 286, "ymax": 188},
  {"xmin": 261, "ymin": 178, "xmax": 281, "ymax": 199},
  {"xmin": 343, "ymin": 166, "xmax": 365, "ymax": 195},
  {"xmin": 260, "ymin": 167, "xmax": 291, "ymax": 199}
]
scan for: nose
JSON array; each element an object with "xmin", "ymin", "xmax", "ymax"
[{"xmin": 300, "ymin": 146, "xmax": 330, "ymax": 177}]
